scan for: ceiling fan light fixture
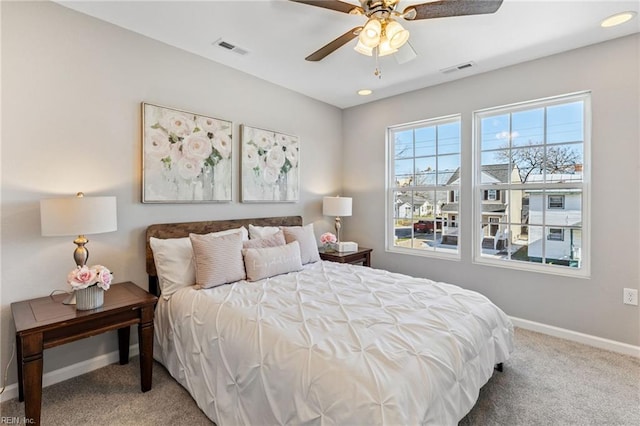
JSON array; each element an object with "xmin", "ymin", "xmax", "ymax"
[
  {"xmin": 359, "ymin": 18, "xmax": 382, "ymax": 47},
  {"xmin": 354, "ymin": 39, "xmax": 374, "ymax": 56},
  {"xmin": 385, "ymin": 20, "xmax": 410, "ymax": 49},
  {"xmin": 377, "ymin": 37, "xmax": 398, "ymax": 57}
]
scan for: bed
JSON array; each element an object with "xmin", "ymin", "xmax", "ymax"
[{"xmin": 146, "ymin": 216, "xmax": 513, "ymax": 425}]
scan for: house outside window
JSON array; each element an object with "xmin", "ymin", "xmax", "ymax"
[
  {"xmin": 473, "ymin": 92, "xmax": 590, "ymax": 276},
  {"xmin": 387, "ymin": 115, "xmax": 461, "ymax": 258},
  {"xmin": 548, "ymin": 195, "xmax": 565, "ymax": 209},
  {"xmin": 548, "ymin": 228, "xmax": 564, "ymax": 241}
]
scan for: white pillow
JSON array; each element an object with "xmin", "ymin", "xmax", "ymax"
[
  {"xmin": 243, "ymin": 241, "xmax": 303, "ymax": 282},
  {"xmin": 149, "ymin": 227, "xmax": 248, "ymax": 299},
  {"xmin": 190, "ymin": 232, "xmax": 246, "ymax": 289},
  {"xmin": 281, "ymin": 223, "xmax": 321, "ymax": 264},
  {"xmin": 248, "ymin": 224, "xmax": 280, "ymax": 239},
  {"xmin": 150, "ymin": 236, "xmax": 195, "ymax": 300}
]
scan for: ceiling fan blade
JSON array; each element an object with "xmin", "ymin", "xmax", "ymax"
[
  {"xmin": 404, "ymin": 0, "xmax": 503, "ymax": 20},
  {"xmin": 305, "ymin": 27, "xmax": 362, "ymax": 61},
  {"xmin": 290, "ymin": 0, "xmax": 363, "ymax": 15}
]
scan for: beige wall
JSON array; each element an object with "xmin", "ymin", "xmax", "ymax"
[
  {"xmin": 342, "ymin": 34, "xmax": 640, "ymax": 346},
  {"xmin": 0, "ymin": 1, "xmax": 343, "ymax": 386}
]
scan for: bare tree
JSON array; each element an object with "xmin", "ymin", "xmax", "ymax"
[{"xmin": 495, "ymin": 141, "xmax": 581, "ymax": 183}]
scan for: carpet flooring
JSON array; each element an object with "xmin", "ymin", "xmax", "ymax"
[{"xmin": 1, "ymin": 328, "xmax": 639, "ymax": 425}]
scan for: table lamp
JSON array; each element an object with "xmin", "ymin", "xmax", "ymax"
[
  {"xmin": 40, "ymin": 192, "xmax": 118, "ymax": 304},
  {"xmin": 323, "ymin": 196, "xmax": 352, "ymax": 243}
]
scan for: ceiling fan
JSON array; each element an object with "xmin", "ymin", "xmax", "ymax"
[{"xmin": 291, "ymin": 0, "xmax": 504, "ymax": 61}]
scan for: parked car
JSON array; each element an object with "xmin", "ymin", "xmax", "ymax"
[{"xmin": 413, "ymin": 220, "xmax": 443, "ymax": 233}]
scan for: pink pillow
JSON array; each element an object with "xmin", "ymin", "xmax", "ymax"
[
  {"xmin": 190, "ymin": 232, "xmax": 245, "ymax": 289},
  {"xmin": 242, "ymin": 230, "xmax": 286, "ymax": 249}
]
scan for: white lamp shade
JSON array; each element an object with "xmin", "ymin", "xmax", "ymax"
[
  {"xmin": 40, "ymin": 196, "xmax": 118, "ymax": 236},
  {"xmin": 359, "ymin": 19, "xmax": 381, "ymax": 48},
  {"xmin": 377, "ymin": 37, "xmax": 398, "ymax": 57},
  {"xmin": 323, "ymin": 196, "xmax": 352, "ymax": 217},
  {"xmin": 354, "ymin": 39, "xmax": 374, "ymax": 56},
  {"xmin": 386, "ymin": 20, "xmax": 410, "ymax": 49}
]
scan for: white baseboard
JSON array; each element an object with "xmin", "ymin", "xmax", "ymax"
[
  {"xmin": 510, "ymin": 316, "xmax": 640, "ymax": 358},
  {"xmin": 0, "ymin": 344, "xmax": 139, "ymax": 403}
]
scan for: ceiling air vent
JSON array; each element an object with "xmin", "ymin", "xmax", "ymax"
[
  {"xmin": 213, "ymin": 38, "xmax": 249, "ymax": 56},
  {"xmin": 440, "ymin": 61, "xmax": 475, "ymax": 74}
]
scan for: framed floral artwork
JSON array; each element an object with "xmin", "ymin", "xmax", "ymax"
[
  {"xmin": 142, "ymin": 103, "xmax": 232, "ymax": 203},
  {"xmin": 241, "ymin": 125, "xmax": 300, "ymax": 202}
]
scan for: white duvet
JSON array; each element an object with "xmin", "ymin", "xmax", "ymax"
[{"xmin": 154, "ymin": 261, "xmax": 513, "ymax": 425}]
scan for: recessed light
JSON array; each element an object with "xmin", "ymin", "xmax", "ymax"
[
  {"xmin": 357, "ymin": 89, "xmax": 373, "ymax": 96},
  {"xmin": 601, "ymin": 11, "xmax": 637, "ymax": 28}
]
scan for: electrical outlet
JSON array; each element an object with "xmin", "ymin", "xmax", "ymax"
[{"xmin": 623, "ymin": 288, "xmax": 638, "ymax": 306}]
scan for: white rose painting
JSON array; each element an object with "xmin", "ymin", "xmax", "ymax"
[
  {"xmin": 142, "ymin": 103, "xmax": 232, "ymax": 202},
  {"xmin": 241, "ymin": 125, "xmax": 299, "ymax": 202}
]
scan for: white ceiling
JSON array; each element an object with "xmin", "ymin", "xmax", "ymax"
[{"xmin": 57, "ymin": 0, "xmax": 639, "ymax": 109}]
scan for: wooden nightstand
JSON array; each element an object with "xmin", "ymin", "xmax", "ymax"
[
  {"xmin": 319, "ymin": 247, "xmax": 373, "ymax": 267},
  {"xmin": 11, "ymin": 282, "xmax": 157, "ymax": 426}
]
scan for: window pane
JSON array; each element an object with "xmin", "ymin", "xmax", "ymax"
[
  {"xmin": 394, "ymin": 158, "xmax": 414, "ymax": 186},
  {"xmin": 512, "ymin": 108, "xmax": 544, "ymax": 148},
  {"xmin": 544, "ymin": 226, "xmax": 581, "ymax": 267},
  {"xmin": 546, "ymin": 191, "xmax": 582, "ymax": 226},
  {"xmin": 547, "ymin": 101, "xmax": 584, "ymax": 144},
  {"xmin": 394, "ymin": 129, "xmax": 414, "ymax": 159},
  {"xmin": 414, "ymin": 157, "xmax": 437, "ymax": 185},
  {"xmin": 437, "ymin": 121, "xmax": 460, "ymax": 155},
  {"xmin": 480, "ymin": 114, "xmax": 510, "ymax": 151},
  {"xmin": 544, "ymin": 143, "xmax": 584, "ymax": 182},
  {"xmin": 415, "ymin": 127, "xmax": 436, "ymax": 157},
  {"xmin": 438, "ymin": 154, "xmax": 460, "ymax": 184},
  {"xmin": 480, "ymin": 160, "xmax": 514, "ymax": 184}
]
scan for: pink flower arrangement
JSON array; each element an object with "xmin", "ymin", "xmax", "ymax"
[
  {"xmin": 67, "ymin": 265, "xmax": 113, "ymax": 291},
  {"xmin": 320, "ymin": 232, "xmax": 337, "ymax": 245}
]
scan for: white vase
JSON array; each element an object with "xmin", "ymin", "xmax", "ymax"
[{"xmin": 76, "ymin": 285, "xmax": 104, "ymax": 310}]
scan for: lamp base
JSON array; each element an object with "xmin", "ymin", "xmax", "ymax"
[{"xmin": 62, "ymin": 292, "xmax": 76, "ymax": 305}]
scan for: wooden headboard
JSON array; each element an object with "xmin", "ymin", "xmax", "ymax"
[{"xmin": 145, "ymin": 216, "xmax": 303, "ymax": 296}]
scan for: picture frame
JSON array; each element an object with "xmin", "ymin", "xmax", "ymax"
[
  {"xmin": 240, "ymin": 124, "xmax": 300, "ymax": 203},
  {"xmin": 142, "ymin": 103, "xmax": 232, "ymax": 203}
]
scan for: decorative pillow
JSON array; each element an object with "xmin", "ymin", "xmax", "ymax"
[
  {"xmin": 149, "ymin": 236, "xmax": 195, "ymax": 300},
  {"xmin": 248, "ymin": 224, "xmax": 280, "ymax": 240},
  {"xmin": 213, "ymin": 226, "xmax": 249, "ymax": 241},
  {"xmin": 190, "ymin": 232, "xmax": 246, "ymax": 289},
  {"xmin": 281, "ymin": 223, "xmax": 321, "ymax": 264},
  {"xmin": 242, "ymin": 230, "xmax": 286, "ymax": 249},
  {"xmin": 243, "ymin": 241, "xmax": 303, "ymax": 282}
]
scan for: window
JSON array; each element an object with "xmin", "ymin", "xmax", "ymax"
[
  {"xmin": 387, "ymin": 115, "xmax": 461, "ymax": 258},
  {"xmin": 548, "ymin": 195, "xmax": 565, "ymax": 209},
  {"xmin": 474, "ymin": 92, "xmax": 589, "ymax": 275},
  {"xmin": 548, "ymin": 228, "xmax": 564, "ymax": 241}
]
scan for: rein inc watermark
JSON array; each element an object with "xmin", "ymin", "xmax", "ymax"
[{"xmin": 1, "ymin": 417, "xmax": 35, "ymax": 425}]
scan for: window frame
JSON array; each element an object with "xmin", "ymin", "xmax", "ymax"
[
  {"xmin": 472, "ymin": 92, "xmax": 591, "ymax": 278},
  {"xmin": 386, "ymin": 114, "xmax": 462, "ymax": 260}
]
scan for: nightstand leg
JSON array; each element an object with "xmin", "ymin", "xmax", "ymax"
[
  {"xmin": 20, "ymin": 333, "xmax": 43, "ymax": 426},
  {"xmin": 16, "ymin": 334, "xmax": 24, "ymax": 402},
  {"xmin": 118, "ymin": 326, "xmax": 131, "ymax": 365},
  {"xmin": 138, "ymin": 306, "xmax": 154, "ymax": 392}
]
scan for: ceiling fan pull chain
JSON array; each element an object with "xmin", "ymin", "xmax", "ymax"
[{"xmin": 374, "ymin": 47, "xmax": 382, "ymax": 79}]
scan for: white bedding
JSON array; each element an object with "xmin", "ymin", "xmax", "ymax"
[{"xmin": 154, "ymin": 261, "xmax": 513, "ymax": 425}]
